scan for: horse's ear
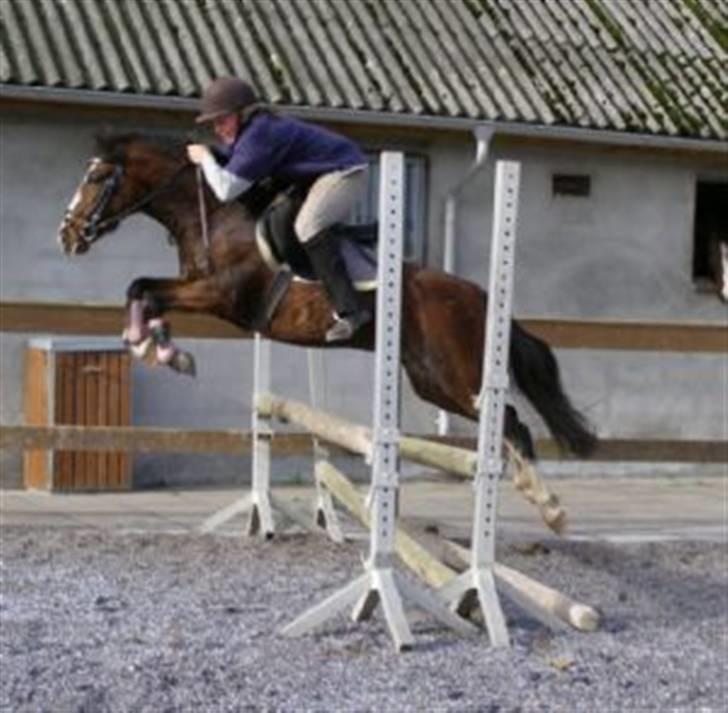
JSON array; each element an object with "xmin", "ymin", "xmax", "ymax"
[
  {"xmin": 94, "ymin": 127, "xmax": 114, "ymax": 157},
  {"xmin": 94, "ymin": 128, "xmax": 127, "ymax": 163}
]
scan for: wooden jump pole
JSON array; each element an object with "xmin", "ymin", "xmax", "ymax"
[{"xmin": 316, "ymin": 460, "xmax": 600, "ymax": 632}]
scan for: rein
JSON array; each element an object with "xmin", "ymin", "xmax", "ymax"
[{"xmin": 195, "ymin": 166, "xmax": 210, "ymax": 251}]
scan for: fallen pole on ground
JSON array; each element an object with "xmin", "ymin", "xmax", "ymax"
[{"xmin": 315, "ymin": 460, "xmax": 600, "ymax": 633}]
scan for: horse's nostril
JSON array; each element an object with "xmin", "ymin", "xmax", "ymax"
[{"xmin": 57, "ymin": 225, "xmax": 85, "ymax": 255}]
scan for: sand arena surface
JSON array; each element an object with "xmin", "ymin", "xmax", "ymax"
[{"xmin": 1, "ymin": 526, "xmax": 725, "ymax": 712}]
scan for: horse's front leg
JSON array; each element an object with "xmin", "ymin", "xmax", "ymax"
[
  {"xmin": 124, "ymin": 278, "xmax": 192, "ymax": 373},
  {"xmin": 123, "ymin": 294, "xmax": 157, "ymax": 364},
  {"xmin": 124, "ymin": 276, "xmax": 225, "ymax": 377}
]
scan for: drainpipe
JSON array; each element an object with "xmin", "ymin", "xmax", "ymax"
[{"xmin": 437, "ymin": 125, "xmax": 495, "ymax": 436}]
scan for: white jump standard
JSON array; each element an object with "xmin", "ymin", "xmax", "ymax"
[
  {"xmin": 198, "ymin": 335, "xmax": 279, "ymax": 536},
  {"xmin": 438, "ymin": 161, "xmax": 520, "ymax": 645},
  {"xmin": 280, "ymin": 152, "xmax": 477, "ymax": 650},
  {"xmin": 438, "ymin": 161, "xmax": 575, "ymax": 643}
]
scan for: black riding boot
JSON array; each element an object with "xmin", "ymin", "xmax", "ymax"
[{"xmin": 304, "ymin": 231, "xmax": 372, "ymax": 342}]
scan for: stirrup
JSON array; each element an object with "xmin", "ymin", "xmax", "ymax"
[{"xmin": 325, "ymin": 310, "xmax": 371, "ymax": 343}]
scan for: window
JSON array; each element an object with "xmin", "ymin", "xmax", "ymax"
[
  {"xmin": 350, "ymin": 153, "xmax": 428, "ymax": 263},
  {"xmin": 692, "ymin": 181, "xmax": 727, "ymax": 289},
  {"xmin": 552, "ymin": 173, "xmax": 591, "ymax": 197}
]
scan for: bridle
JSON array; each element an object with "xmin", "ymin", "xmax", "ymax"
[
  {"xmin": 80, "ymin": 164, "xmax": 123, "ymax": 244},
  {"xmin": 70, "ymin": 161, "xmax": 189, "ymax": 247}
]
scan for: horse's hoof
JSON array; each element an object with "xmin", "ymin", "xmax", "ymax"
[
  {"xmin": 129, "ymin": 336, "xmax": 155, "ymax": 363},
  {"xmin": 544, "ymin": 508, "xmax": 567, "ymax": 535},
  {"xmin": 169, "ymin": 350, "xmax": 196, "ymax": 377}
]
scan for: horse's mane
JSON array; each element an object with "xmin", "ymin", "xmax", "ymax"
[{"xmin": 94, "ymin": 131, "xmax": 187, "ymax": 163}]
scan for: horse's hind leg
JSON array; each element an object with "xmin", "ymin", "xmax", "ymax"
[
  {"xmin": 504, "ymin": 406, "xmax": 567, "ymax": 533},
  {"xmin": 402, "ymin": 279, "xmax": 566, "ymax": 532},
  {"xmin": 405, "ymin": 356, "xmax": 567, "ymax": 532},
  {"xmin": 504, "ymin": 404, "xmax": 534, "ymax": 459}
]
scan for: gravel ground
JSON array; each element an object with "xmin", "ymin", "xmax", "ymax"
[{"xmin": 1, "ymin": 526, "xmax": 725, "ymax": 712}]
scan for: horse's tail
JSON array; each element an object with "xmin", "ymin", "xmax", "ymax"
[{"xmin": 509, "ymin": 321, "xmax": 598, "ymax": 458}]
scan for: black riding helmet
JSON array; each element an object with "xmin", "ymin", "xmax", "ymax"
[{"xmin": 196, "ymin": 77, "xmax": 260, "ymax": 123}]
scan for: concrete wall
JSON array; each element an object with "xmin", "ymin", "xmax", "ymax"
[
  {"xmin": 437, "ymin": 139, "xmax": 726, "ymax": 443},
  {"xmin": 1, "ymin": 101, "xmax": 725, "ymax": 487}
]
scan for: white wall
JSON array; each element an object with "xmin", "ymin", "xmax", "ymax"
[
  {"xmin": 1, "ymin": 103, "xmax": 725, "ymax": 487},
  {"xmin": 453, "ymin": 142, "xmax": 726, "ymax": 321},
  {"xmin": 428, "ymin": 139, "xmax": 726, "ymax": 443}
]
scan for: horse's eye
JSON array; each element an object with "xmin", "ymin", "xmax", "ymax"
[
  {"xmin": 85, "ymin": 171, "xmax": 108, "ymax": 184},
  {"xmin": 84, "ymin": 159, "xmax": 115, "ymax": 184}
]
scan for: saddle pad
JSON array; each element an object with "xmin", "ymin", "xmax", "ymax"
[{"xmin": 256, "ymin": 219, "xmax": 378, "ymax": 291}]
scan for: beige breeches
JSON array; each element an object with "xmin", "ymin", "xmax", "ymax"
[{"xmin": 294, "ymin": 165, "xmax": 368, "ymax": 243}]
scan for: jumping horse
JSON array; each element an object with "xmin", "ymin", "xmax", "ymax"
[{"xmin": 58, "ymin": 133, "xmax": 598, "ymax": 531}]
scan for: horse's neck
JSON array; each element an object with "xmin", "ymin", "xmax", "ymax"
[{"xmin": 143, "ymin": 193, "xmax": 256, "ymax": 279}]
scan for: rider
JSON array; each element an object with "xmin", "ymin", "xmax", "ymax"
[{"xmin": 186, "ymin": 77, "xmax": 372, "ymax": 342}]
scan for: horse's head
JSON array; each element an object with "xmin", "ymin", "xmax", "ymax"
[{"xmin": 58, "ymin": 133, "xmax": 188, "ymax": 255}]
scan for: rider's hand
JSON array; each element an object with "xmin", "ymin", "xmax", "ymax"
[{"xmin": 186, "ymin": 144, "xmax": 210, "ymax": 165}]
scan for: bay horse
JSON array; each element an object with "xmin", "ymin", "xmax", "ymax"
[{"xmin": 57, "ymin": 133, "xmax": 597, "ymax": 531}]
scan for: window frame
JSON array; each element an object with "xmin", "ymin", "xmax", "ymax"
[
  {"xmin": 691, "ymin": 179, "xmax": 728, "ymax": 293},
  {"xmin": 350, "ymin": 151, "xmax": 429, "ymax": 264}
]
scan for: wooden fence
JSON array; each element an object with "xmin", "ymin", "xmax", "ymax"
[
  {"xmin": 1, "ymin": 301, "xmax": 726, "ymax": 464},
  {"xmin": 2, "ymin": 301, "xmax": 726, "ymax": 351}
]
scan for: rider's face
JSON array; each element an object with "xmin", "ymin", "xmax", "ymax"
[{"xmin": 212, "ymin": 113, "xmax": 241, "ymax": 145}]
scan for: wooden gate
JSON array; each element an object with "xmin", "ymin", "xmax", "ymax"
[{"xmin": 23, "ymin": 338, "xmax": 132, "ymax": 491}]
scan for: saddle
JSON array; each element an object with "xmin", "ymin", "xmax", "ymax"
[
  {"xmin": 256, "ymin": 186, "xmax": 379, "ymax": 285},
  {"xmin": 252, "ymin": 186, "xmax": 379, "ymax": 329}
]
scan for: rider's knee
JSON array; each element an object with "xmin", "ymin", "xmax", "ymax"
[{"xmin": 294, "ymin": 214, "xmax": 322, "ymax": 244}]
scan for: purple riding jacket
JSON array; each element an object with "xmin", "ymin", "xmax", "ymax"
[{"xmin": 218, "ymin": 112, "xmax": 366, "ymax": 184}]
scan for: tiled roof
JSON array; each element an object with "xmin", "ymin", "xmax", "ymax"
[{"xmin": 1, "ymin": 0, "xmax": 726, "ymax": 140}]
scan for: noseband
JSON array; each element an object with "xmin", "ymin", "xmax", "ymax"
[{"xmin": 82, "ymin": 164, "xmax": 124, "ymax": 244}]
